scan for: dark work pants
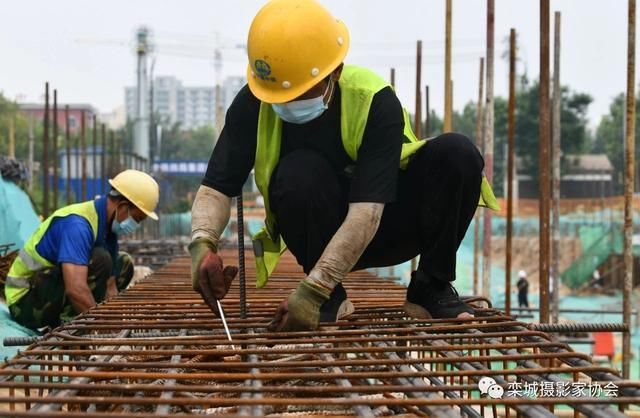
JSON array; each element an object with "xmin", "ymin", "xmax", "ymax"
[
  {"xmin": 269, "ymin": 133, "xmax": 484, "ymax": 284},
  {"xmin": 9, "ymin": 248, "xmax": 134, "ymax": 330}
]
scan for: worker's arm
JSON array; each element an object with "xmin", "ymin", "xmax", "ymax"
[
  {"xmin": 190, "ymin": 185, "xmax": 238, "ymax": 315},
  {"xmin": 61, "ymin": 263, "xmax": 96, "ymax": 314},
  {"xmin": 269, "ymin": 202, "xmax": 384, "ymax": 331},
  {"xmin": 310, "ymin": 202, "xmax": 384, "ymax": 288}
]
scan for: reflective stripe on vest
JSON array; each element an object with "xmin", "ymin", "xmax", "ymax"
[
  {"xmin": 5, "ymin": 276, "xmax": 31, "ymax": 289},
  {"xmin": 4, "ymin": 200, "xmax": 100, "ymax": 306},
  {"xmin": 18, "ymin": 249, "xmax": 47, "ymax": 271}
]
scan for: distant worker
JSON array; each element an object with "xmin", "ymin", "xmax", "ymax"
[
  {"xmin": 590, "ymin": 268, "xmax": 604, "ymax": 289},
  {"xmin": 189, "ymin": 0, "xmax": 498, "ymax": 332},
  {"xmin": 4, "ymin": 170, "xmax": 160, "ymax": 331},
  {"xmin": 517, "ymin": 270, "xmax": 529, "ymax": 308}
]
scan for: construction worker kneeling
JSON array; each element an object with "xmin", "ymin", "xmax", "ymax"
[
  {"xmin": 190, "ymin": 0, "xmax": 498, "ymax": 333},
  {"xmin": 4, "ymin": 170, "xmax": 160, "ymax": 331}
]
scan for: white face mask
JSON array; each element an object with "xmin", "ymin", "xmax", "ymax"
[{"xmin": 271, "ymin": 79, "xmax": 334, "ymax": 124}]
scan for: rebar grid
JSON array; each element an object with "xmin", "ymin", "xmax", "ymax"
[{"xmin": 1, "ymin": 250, "xmax": 639, "ymax": 417}]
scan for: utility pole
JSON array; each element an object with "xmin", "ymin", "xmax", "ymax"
[
  {"xmin": 214, "ymin": 49, "xmax": 224, "ymax": 134},
  {"xmin": 390, "ymin": 68, "xmax": 396, "ymax": 89},
  {"xmin": 134, "ymin": 27, "xmax": 151, "ymax": 166}
]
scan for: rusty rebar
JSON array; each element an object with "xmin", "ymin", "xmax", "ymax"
[
  {"xmin": 414, "ymin": 40, "xmax": 422, "ymax": 138},
  {"xmin": 473, "ymin": 58, "xmax": 484, "ymax": 297},
  {"xmin": 1, "ymin": 250, "xmax": 638, "ymax": 416},
  {"xmin": 506, "ymin": 29, "xmax": 516, "ymax": 317},
  {"xmin": 551, "ymin": 11, "xmax": 562, "ymax": 325},
  {"xmin": 623, "ymin": 0, "xmax": 636, "ymax": 381},
  {"xmin": 80, "ymin": 109, "xmax": 87, "ymax": 201},
  {"xmin": 482, "ymin": 0, "xmax": 495, "ymax": 300},
  {"xmin": 43, "ymin": 82, "xmax": 50, "ymax": 218},
  {"xmin": 52, "ymin": 89, "xmax": 58, "ymax": 211},
  {"xmin": 65, "ymin": 105, "xmax": 71, "ymax": 204},
  {"xmin": 92, "ymin": 115, "xmax": 97, "ymax": 197},
  {"xmin": 539, "ymin": 0, "xmax": 551, "ymax": 324},
  {"xmin": 444, "ymin": 0, "xmax": 452, "ymax": 132}
]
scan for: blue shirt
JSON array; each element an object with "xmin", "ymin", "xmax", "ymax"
[{"xmin": 34, "ymin": 197, "xmax": 119, "ymax": 274}]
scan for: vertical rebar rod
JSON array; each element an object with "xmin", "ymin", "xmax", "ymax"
[
  {"xmin": 444, "ymin": 0, "xmax": 453, "ymax": 132},
  {"xmin": 539, "ymin": 0, "xmax": 551, "ymax": 324},
  {"xmin": 92, "ymin": 115, "xmax": 97, "ymax": 198},
  {"xmin": 390, "ymin": 68, "xmax": 395, "ymax": 90},
  {"xmin": 415, "ymin": 40, "xmax": 423, "ymax": 138},
  {"xmin": 52, "ymin": 90, "xmax": 58, "ymax": 211},
  {"xmin": 109, "ymin": 130, "xmax": 115, "ymax": 179},
  {"xmin": 482, "ymin": 0, "xmax": 495, "ymax": 300},
  {"xmin": 425, "ymin": 85, "xmax": 431, "ymax": 137},
  {"xmin": 551, "ymin": 12, "xmax": 562, "ymax": 324},
  {"xmin": 101, "ymin": 124, "xmax": 106, "ymax": 194},
  {"xmin": 65, "ymin": 106, "xmax": 71, "ymax": 204},
  {"xmin": 81, "ymin": 110, "xmax": 87, "ymax": 201},
  {"xmin": 43, "ymin": 82, "xmax": 50, "ymax": 218},
  {"xmin": 237, "ymin": 195, "xmax": 247, "ymax": 319},
  {"xmin": 75, "ymin": 118, "xmax": 80, "ymax": 199},
  {"xmin": 623, "ymin": 0, "xmax": 636, "ymax": 381},
  {"xmin": 506, "ymin": 29, "xmax": 516, "ymax": 317},
  {"xmin": 473, "ymin": 58, "xmax": 484, "ymax": 296}
]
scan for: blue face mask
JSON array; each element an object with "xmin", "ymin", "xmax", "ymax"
[
  {"xmin": 111, "ymin": 206, "xmax": 140, "ymax": 235},
  {"xmin": 272, "ymin": 79, "xmax": 334, "ymax": 124}
]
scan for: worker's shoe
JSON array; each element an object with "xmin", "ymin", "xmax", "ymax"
[
  {"xmin": 319, "ymin": 283, "xmax": 354, "ymax": 323},
  {"xmin": 404, "ymin": 270, "xmax": 474, "ymax": 319}
]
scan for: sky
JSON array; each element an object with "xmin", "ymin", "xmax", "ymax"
[{"xmin": 0, "ymin": 0, "xmax": 635, "ymax": 130}]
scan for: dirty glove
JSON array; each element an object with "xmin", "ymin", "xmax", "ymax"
[
  {"xmin": 189, "ymin": 237, "xmax": 238, "ymax": 316},
  {"xmin": 268, "ymin": 278, "xmax": 331, "ymax": 332}
]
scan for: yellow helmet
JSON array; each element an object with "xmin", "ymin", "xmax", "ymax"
[
  {"xmin": 246, "ymin": 0, "xmax": 350, "ymax": 104},
  {"xmin": 108, "ymin": 170, "xmax": 159, "ymax": 221}
]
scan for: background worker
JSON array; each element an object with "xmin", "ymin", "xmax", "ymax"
[
  {"xmin": 190, "ymin": 0, "xmax": 497, "ymax": 332},
  {"xmin": 517, "ymin": 270, "xmax": 530, "ymax": 308},
  {"xmin": 4, "ymin": 170, "xmax": 160, "ymax": 331}
]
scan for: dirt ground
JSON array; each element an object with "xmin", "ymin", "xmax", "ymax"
[{"xmin": 490, "ymin": 235, "xmax": 582, "ymax": 296}]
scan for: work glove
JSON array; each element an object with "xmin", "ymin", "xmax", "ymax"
[
  {"xmin": 189, "ymin": 237, "xmax": 238, "ymax": 317},
  {"xmin": 267, "ymin": 278, "xmax": 331, "ymax": 332}
]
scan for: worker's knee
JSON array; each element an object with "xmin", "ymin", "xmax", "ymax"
[
  {"xmin": 417, "ymin": 132, "xmax": 484, "ymax": 176},
  {"xmin": 88, "ymin": 248, "xmax": 113, "ymax": 280},
  {"xmin": 115, "ymin": 252, "xmax": 134, "ymax": 290}
]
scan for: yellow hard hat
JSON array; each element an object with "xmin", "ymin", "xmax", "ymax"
[
  {"xmin": 108, "ymin": 169, "xmax": 159, "ymax": 221},
  {"xmin": 246, "ymin": 0, "xmax": 350, "ymax": 104}
]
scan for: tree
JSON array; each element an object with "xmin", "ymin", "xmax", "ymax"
[{"xmin": 593, "ymin": 92, "xmax": 640, "ymax": 193}]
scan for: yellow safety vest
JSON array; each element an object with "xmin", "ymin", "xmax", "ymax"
[
  {"xmin": 4, "ymin": 200, "xmax": 100, "ymax": 306},
  {"xmin": 252, "ymin": 64, "xmax": 498, "ymax": 287}
]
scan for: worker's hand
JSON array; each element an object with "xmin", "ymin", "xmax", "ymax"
[
  {"xmin": 189, "ymin": 237, "xmax": 238, "ymax": 316},
  {"xmin": 267, "ymin": 279, "xmax": 331, "ymax": 332},
  {"xmin": 105, "ymin": 277, "xmax": 119, "ymax": 301}
]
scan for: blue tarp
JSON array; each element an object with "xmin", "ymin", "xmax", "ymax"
[{"xmin": 0, "ymin": 177, "xmax": 40, "ymax": 251}]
